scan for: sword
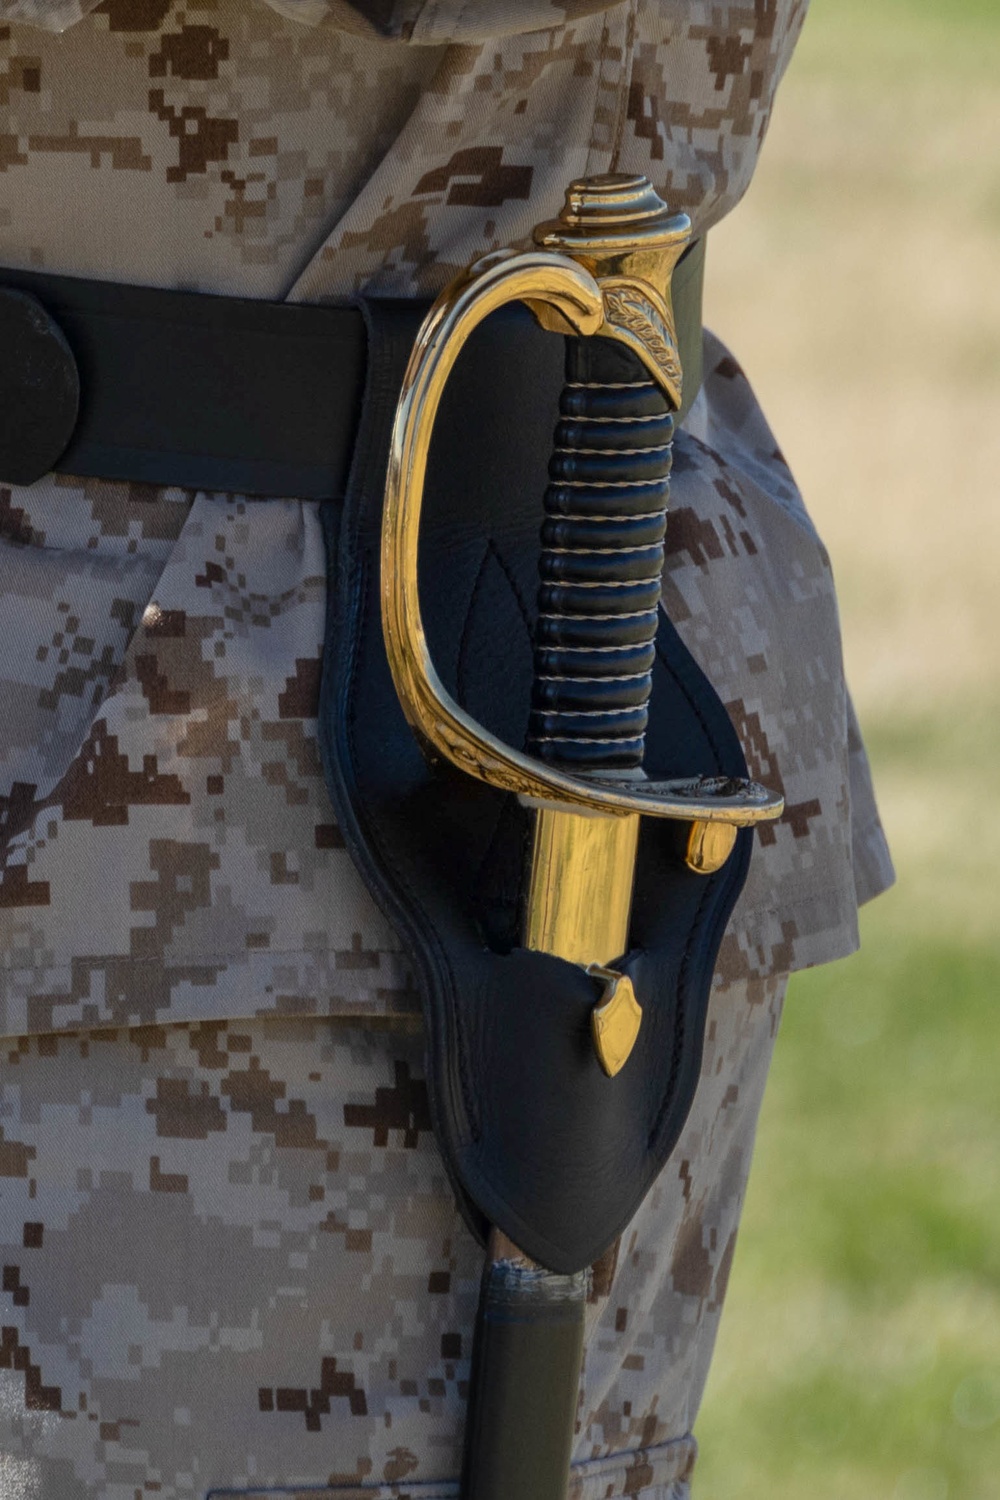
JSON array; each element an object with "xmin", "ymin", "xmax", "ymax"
[{"xmin": 380, "ymin": 174, "xmax": 783, "ymax": 1499}]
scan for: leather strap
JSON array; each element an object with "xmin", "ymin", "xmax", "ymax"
[
  {"xmin": 0, "ymin": 240, "xmax": 704, "ymax": 496},
  {"xmin": 0, "ymin": 270, "xmax": 366, "ymax": 498}
]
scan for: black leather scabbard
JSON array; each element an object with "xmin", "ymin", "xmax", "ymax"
[{"xmin": 318, "ymin": 297, "xmax": 752, "ymax": 1276}]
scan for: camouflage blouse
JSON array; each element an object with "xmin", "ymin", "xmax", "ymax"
[{"xmin": 0, "ymin": 7, "xmax": 892, "ymax": 1496}]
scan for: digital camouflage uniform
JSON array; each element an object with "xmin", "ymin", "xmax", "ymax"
[{"xmin": 0, "ymin": 3, "xmax": 893, "ymax": 1496}]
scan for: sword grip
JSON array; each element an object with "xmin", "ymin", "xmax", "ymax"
[{"xmin": 528, "ymin": 335, "xmax": 674, "ymax": 771}]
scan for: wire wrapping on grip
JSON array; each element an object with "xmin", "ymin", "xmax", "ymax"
[{"xmin": 528, "ymin": 337, "xmax": 674, "ymax": 770}]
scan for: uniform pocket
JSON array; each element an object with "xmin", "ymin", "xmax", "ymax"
[{"xmin": 0, "ymin": 490, "xmax": 410, "ymax": 1040}]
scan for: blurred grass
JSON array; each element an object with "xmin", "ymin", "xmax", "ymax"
[
  {"xmin": 695, "ymin": 1, "xmax": 1000, "ymax": 1496},
  {"xmin": 697, "ymin": 905, "xmax": 1000, "ymax": 1500}
]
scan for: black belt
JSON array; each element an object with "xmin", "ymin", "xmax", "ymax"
[{"xmin": 0, "ymin": 240, "xmax": 705, "ymax": 499}]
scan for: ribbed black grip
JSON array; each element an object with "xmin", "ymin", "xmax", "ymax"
[{"xmin": 528, "ymin": 336, "xmax": 673, "ymax": 771}]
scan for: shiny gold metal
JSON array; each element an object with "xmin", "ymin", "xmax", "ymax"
[
  {"xmin": 380, "ymin": 179, "xmax": 783, "ymax": 831},
  {"xmin": 588, "ymin": 966, "xmax": 644, "ymax": 1079},
  {"xmin": 487, "ymin": 1226, "xmax": 532, "ymax": 1265},
  {"xmin": 685, "ymin": 819, "xmax": 739, "ymax": 875},
  {"xmin": 524, "ymin": 809, "xmax": 640, "ymax": 968}
]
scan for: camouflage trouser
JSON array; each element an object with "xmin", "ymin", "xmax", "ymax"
[{"xmin": 0, "ymin": 972, "xmax": 785, "ymax": 1499}]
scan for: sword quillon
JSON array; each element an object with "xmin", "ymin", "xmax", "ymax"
[{"xmin": 686, "ymin": 818, "xmax": 740, "ymax": 875}]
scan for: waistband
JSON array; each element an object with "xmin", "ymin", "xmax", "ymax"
[{"xmin": 0, "ymin": 241, "xmax": 705, "ymax": 501}]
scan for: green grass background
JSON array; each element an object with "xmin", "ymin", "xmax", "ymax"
[{"xmin": 693, "ymin": 2, "xmax": 1000, "ymax": 1497}]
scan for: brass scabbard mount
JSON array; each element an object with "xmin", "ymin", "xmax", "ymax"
[{"xmin": 382, "ymin": 172, "xmax": 783, "ymax": 853}]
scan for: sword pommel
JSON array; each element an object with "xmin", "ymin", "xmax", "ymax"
[{"xmin": 530, "ymin": 174, "xmax": 691, "ymax": 411}]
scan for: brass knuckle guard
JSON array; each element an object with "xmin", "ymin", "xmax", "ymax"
[{"xmin": 380, "ymin": 174, "xmax": 784, "ymax": 832}]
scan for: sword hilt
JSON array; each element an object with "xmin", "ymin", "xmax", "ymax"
[
  {"xmin": 381, "ymin": 176, "xmax": 783, "ymax": 822},
  {"xmin": 529, "ymin": 333, "xmax": 673, "ymax": 770}
]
